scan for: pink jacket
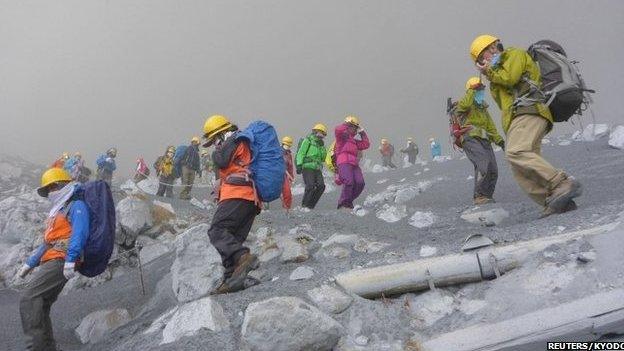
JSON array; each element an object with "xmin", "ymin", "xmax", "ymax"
[{"xmin": 335, "ymin": 123, "xmax": 370, "ymax": 165}]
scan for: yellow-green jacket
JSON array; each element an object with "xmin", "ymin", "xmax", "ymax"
[
  {"xmin": 485, "ymin": 47, "xmax": 553, "ymax": 134},
  {"xmin": 455, "ymin": 89, "xmax": 504, "ymax": 145}
]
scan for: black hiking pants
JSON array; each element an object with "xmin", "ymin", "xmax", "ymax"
[
  {"xmin": 301, "ymin": 169, "xmax": 325, "ymax": 209},
  {"xmin": 207, "ymin": 199, "xmax": 258, "ymax": 279},
  {"xmin": 462, "ymin": 136, "xmax": 498, "ymax": 199}
]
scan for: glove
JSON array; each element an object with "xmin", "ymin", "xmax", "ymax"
[
  {"xmin": 63, "ymin": 262, "xmax": 76, "ymax": 280},
  {"xmin": 296, "ymin": 166, "xmax": 302, "ymax": 175},
  {"xmin": 17, "ymin": 264, "xmax": 33, "ymax": 279},
  {"xmin": 497, "ymin": 140, "xmax": 505, "ymax": 150}
]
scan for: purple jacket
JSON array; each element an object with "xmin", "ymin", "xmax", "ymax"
[{"xmin": 335, "ymin": 123, "xmax": 370, "ymax": 166}]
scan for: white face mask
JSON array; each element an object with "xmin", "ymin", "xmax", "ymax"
[
  {"xmin": 282, "ymin": 145, "xmax": 291, "ymax": 150},
  {"xmin": 47, "ymin": 182, "xmax": 76, "ymax": 218}
]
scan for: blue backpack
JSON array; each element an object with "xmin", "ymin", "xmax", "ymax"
[
  {"xmin": 78, "ymin": 180, "xmax": 116, "ymax": 277},
  {"xmin": 173, "ymin": 145, "xmax": 188, "ymax": 178},
  {"xmin": 236, "ymin": 121, "xmax": 285, "ymax": 202}
]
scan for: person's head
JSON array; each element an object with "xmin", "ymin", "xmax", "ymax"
[
  {"xmin": 344, "ymin": 115, "xmax": 360, "ymax": 133},
  {"xmin": 470, "ymin": 34, "xmax": 503, "ymax": 65},
  {"xmin": 381, "ymin": 138, "xmax": 388, "ymax": 145},
  {"xmin": 407, "ymin": 137, "xmax": 413, "ymax": 143},
  {"xmin": 74, "ymin": 152, "xmax": 82, "ymax": 160},
  {"xmin": 465, "ymin": 76, "xmax": 485, "ymax": 91},
  {"xmin": 201, "ymin": 150, "xmax": 209, "ymax": 157},
  {"xmin": 37, "ymin": 168, "xmax": 72, "ymax": 198},
  {"xmin": 191, "ymin": 136, "xmax": 201, "ymax": 146},
  {"xmin": 429, "ymin": 137, "xmax": 435, "ymax": 143},
  {"xmin": 107, "ymin": 148, "xmax": 117, "ymax": 158},
  {"xmin": 312, "ymin": 124, "xmax": 327, "ymax": 139},
  {"xmin": 281, "ymin": 136, "xmax": 294, "ymax": 150},
  {"xmin": 203, "ymin": 114, "xmax": 238, "ymax": 147},
  {"xmin": 166, "ymin": 150, "xmax": 174, "ymax": 158},
  {"xmin": 166, "ymin": 145, "xmax": 175, "ymax": 154},
  {"xmin": 61, "ymin": 152, "xmax": 69, "ymax": 160}
]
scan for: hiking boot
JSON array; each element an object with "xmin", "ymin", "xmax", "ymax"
[
  {"xmin": 473, "ymin": 196, "xmax": 494, "ymax": 205},
  {"xmin": 540, "ymin": 200, "xmax": 578, "ymax": 219},
  {"xmin": 546, "ymin": 178, "xmax": 582, "ymax": 212},
  {"xmin": 231, "ymin": 252, "xmax": 259, "ymax": 280}
]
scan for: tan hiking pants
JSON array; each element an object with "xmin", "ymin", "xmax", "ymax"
[{"xmin": 505, "ymin": 114, "xmax": 567, "ymax": 206}]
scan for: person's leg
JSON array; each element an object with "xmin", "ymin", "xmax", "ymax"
[
  {"xmin": 20, "ymin": 259, "xmax": 67, "ymax": 351},
  {"xmin": 207, "ymin": 200, "xmax": 256, "ymax": 279},
  {"xmin": 351, "ymin": 165, "xmax": 366, "ymax": 203},
  {"xmin": 505, "ymin": 115, "xmax": 567, "ymax": 206},
  {"xmin": 463, "ymin": 136, "xmax": 491, "ymax": 199},
  {"xmin": 337, "ymin": 163, "xmax": 354, "ymax": 208},
  {"xmin": 282, "ymin": 177, "xmax": 292, "ymax": 210},
  {"xmin": 179, "ymin": 166, "xmax": 190, "ymax": 199},
  {"xmin": 308, "ymin": 170, "xmax": 326, "ymax": 208},
  {"xmin": 301, "ymin": 169, "xmax": 315, "ymax": 208},
  {"xmin": 482, "ymin": 140, "xmax": 499, "ymax": 199},
  {"xmin": 156, "ymin": 179, "xmax": 166, "ymax": 196}
]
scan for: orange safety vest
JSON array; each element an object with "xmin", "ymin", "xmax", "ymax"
[
  {"xmin": 41, "ymin": 210, "xmax": 72, "ymax": 263},
  {"xmin": 218, "ymin": 142, "xmax": 257, "ymax": 203}
]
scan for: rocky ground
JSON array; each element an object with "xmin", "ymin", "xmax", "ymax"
[{"xmin": 1, "ymin": 124, "xmax": 624, "ymax": 350}]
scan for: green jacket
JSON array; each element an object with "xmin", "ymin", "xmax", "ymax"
[
  {"xmin": 485, "ymin": 47, "xmax": 553, "ymax": 134},
  {"xmin": 296, "ymin": 134, "xmax": 327, "ymax": 170},
  {"xmin": 455, "ymin": 89, "xmax": 503, "ymax": 145}
]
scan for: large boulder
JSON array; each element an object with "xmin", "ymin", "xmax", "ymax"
[
  {"xmin": 241, "ymin": 296, "xmax": 344, "ymax": 351},
  {"xmin": 116, "ymin": 196, "xmax": 153, "ymax": 247},
  {"xmin": 161, "ymin": 297, "xmax": 229, "ymax": 344},
  {"xmin": 0, "ymin": 194, "xmax": 47, "ymax": 246},
  {"xmin": 75, "ymin": 308, "xmax": 131, "ymax": 344},
  {"xmin": 171, "ymin": 224, "xmax": 224, "ymax": 302}
]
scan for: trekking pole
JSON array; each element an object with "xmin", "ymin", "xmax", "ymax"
[{"xmin": 136, "ymin": 244, "xmax": 146, "ymax": 296}]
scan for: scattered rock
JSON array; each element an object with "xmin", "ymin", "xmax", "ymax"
[
  {"xmin": 143, "ymin": 307, "xmax": 177, "ymax": 335},
  {"xmin": 161, "ymin": 297, "xmax": 229, "ymax": 344},
  {"xmin": 409, "ymin": 211, "xmax": 436, "ymax": 228},
  {"xmin": 137, "ymin": 236, "xmax": 173, "ymax": 264},
  {"xmin": 394, "ymin": 186, "xmax": 419, "ymax": 204},
  {"xmin": 279, "ymin": 238, "xmax": 309, "ymax": 263},
  {"xmin": 241, "ymin": 296, "xmax": 344, "ymax": 351},
  {"xmin": 419, "ymin": 245, "xmax": 438, "ymax": 257},
  {"xmin": 376, "ymin": 204, "xmax": 407, "ymax": 223},
  {"xmin": 152, "ymin": 200, "xmax": 176, "ymax": 225},
  {"xmin": 609, "ymin": 125, "xmax": 624, "ymax": 149},
  {"xmin": 407, "ymin": 290, "xmax": 455, "ymax": 327},
  {"xmin": 460, "ymin": 207, "xmax": 509, "ymax": 226},
  {"xmin": 75, "ymin": 308, "xmax": 131, "ymax": 344},
  {"xmin": 558, "ymin": 140, "xmax": 572, "ymax": 146},
  {"xmin": 577, "ymin": 251, "xmax": 597, "ymax": 263},
  {"xmin": 290, "ymin": 266, "xmax": 315, "ymax": 280},
  {"xmin": 353, "ymin": 240, "xmax": 390, "ymax": 253},
  {"xmin": 171, "ymin": 224, "xmax": 224, "ymax": 302},
  {"xmin": 259, "ymin": 247, "xmax": 281, "ymax": 263},
  {"xmin": 322, "ymin": 234, "xmax": 360, "ymax": 248},
  {"xmin": 579, "ymin": 123, "xmax": 610, "ymax": 141},
  {"xmin": 352, "ymin": 205, "xmax": 369, "ymax": 217},
  {"xmin": 307, "ymin": 284, "xmax": 353, "ymax": 314},
  {"xmin": 458, "ymin": 299, "xmax": 487, "ymax": 315}
]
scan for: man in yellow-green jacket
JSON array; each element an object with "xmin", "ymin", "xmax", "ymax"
[
  {"xmin": 454, "ymin": 76, "xmax": 504, "ymax": 205},
  {"xmin": 470, "ymin": 34, "xmax": 581, "ymax": 217}
]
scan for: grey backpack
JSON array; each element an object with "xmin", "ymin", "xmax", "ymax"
[{"xmin": 526, "ymin": 40, "xmax": 594, "ymax": 122}]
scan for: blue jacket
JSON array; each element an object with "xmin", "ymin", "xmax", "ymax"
[
  {"xmin": 26, "ymin": 197, "xmax": 90, "ymax": 267},
  {"xmin": 430, "ymin": 142, "xmax": 442, "ymax": 158},
  {"xmin": 96, "ymin": 155, "xmax": 117, "ymax": 172},
  {"xmin": 182, "ymin": 144, "xmax": 201, "ymax": 172}
]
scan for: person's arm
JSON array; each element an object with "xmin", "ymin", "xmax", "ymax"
[
  {"xmin": 66, "ymin": 201, "xmax": 90, "ymax": 263},
  {"xmin": 212, "ymin": 139, "xmax": 239, "ymax": 169},
  {"xmin": 485, "ymin": 50, "xmax": 525, "ymax": 88},
  {"xmin": 356, "ymin": 131, "xmax": 370, "ymax": 150},
  {"xmin": 25, "ymin": 243, "xmax": 47, "ymax": 268}
]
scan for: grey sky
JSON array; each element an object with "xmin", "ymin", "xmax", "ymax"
[{"xmin": 1, "ymin": 0, "xmax": 622, "ymax": 176}]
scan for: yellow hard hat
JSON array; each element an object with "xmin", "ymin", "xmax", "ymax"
[
  {"xmin": 465, "ymin": 76, "xmax": 483, "ymax": 90},
  {"xmin": 37, "ymin": 168, "xmax": 72, "ymax": 197},
  {"xmin": 191, "ymin": 136, "xmax": 200, "ymax": 144},
  {"xmin": 344, "ymin": 115, "xmax": 360, "ymax": 127},
  {"xmin": 407, "ymin": 137, "xmax": 413, "ymax": 141},
  {"xmin": 74, "ymin": 152, "xmax": 81, "ymax": 157},
  {"xmin": 381, "ymin": 138, "xmax": 388, "ymax": 144},
  {"xmin": 166, "ymin": 145, "xmax": 176, "ymax": 153},
  {"xmin": 203, "ymin": 115, "xmax": 233, "ymax": 141},
  {"xmin": 312, "ymin": 123, "xmax": 328, "ymax": 135},
  {"xmin": 281, "ymin": 136, "xmax": 294, "ymax": 146},
  {"xmin": 470, "ymin": 34, "xmax": 498, "ymax": 62}
]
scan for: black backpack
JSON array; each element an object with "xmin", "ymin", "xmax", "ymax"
[{"xmin": 526, "ymin": 40, "xmax": 594, "ymax": 122}]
